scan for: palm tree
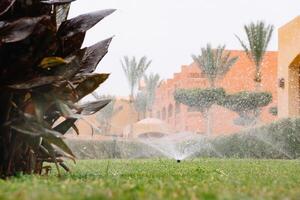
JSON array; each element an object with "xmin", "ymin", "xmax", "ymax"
[
  {"xmin": 133, "ymin": 91, "xmax": 148, "ymax": 120},
  {"xmin": 191, "ymin": 44, "xmax": 238, "ymax": 136},
  {"xmin": 143, "ymin": 73, "xmax": 161, "ymax": 117},
  {"xmin": 236, "ymin": 21, "xmax": 274, "ymax": 90},
  {"xmin": 121, "ymin": 56, "xmax": 151, "ymax": 137},
  {"xmin": 121, "ymin": 56, "xmax": 151, "ymax": 101},
  {"xmin": 192, "ymin": 44, "xmax": 238, "ymax": 88}
]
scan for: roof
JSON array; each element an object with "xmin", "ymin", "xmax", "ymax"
[{"xmin": 123, "ymin": 118, "xmax": 174, "ymax": 138}]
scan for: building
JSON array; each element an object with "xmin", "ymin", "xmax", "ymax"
[
  {"xmin": 153, "ymin": 16, "xmax": 300, "ymax": 136},
  {"xmin": 153, "ymin": 51, "xmax": 278, "ymax": 135},
  {"xmin": 278, "ymin": 16, "xmax": 300, "ymax": 118},
  {"xmin": 67, "ymin": 16, "xmax": 300, "ymax": 139},
  {"xmin": 66, "ymin": 98, "xmax": 138, "ymax": 139}
]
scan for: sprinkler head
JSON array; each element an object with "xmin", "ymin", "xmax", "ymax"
[{"xmin": 176, "ymin": 159, "xmax": 181, "ymax": 163}]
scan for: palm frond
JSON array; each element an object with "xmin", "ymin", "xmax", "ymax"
[
  {"xmin": 121, "ymin": 56, "xmax": 150, "ymax": 99},
  {"xmin": 192, "ymin": 44, "xmax": 238, "ymax": 87},
  {"xmin": 237, "ymin": 21, "xmax": 274, "ymax": 71}
]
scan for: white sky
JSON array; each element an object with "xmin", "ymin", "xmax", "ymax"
[{"xmin": 69, "ymin": 0, "xmax": 300, "ymax": 97}]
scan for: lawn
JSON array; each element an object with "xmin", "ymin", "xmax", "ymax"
[{"xmin": 0, "ymin": 159, "xmax": 300, "ymax": 200}]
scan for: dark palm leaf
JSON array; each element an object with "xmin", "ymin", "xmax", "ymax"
[
  {"xmin": 79, "ymin": 99, "xmax": 111, "ymax": 115},
  {"xmin": 74, "ymin": 73, "xmax": 110, "ymax": 99},
  {"xmin": 80, "ymin": 37, "xmax": 113, "ymax": 73},
  {"xmin": 41, "ymin": 0, "xmax": 75, "ymax": 5},
  {"xmin": 57, "ymin": 9, "xmax": 115, "ymax": 56},
  {"xmin": 0, "ymin": 0, "xmax": 114, "ymax": 177},
  {"xmin": 11, "ymin": 115, "xmax": 74, "ymax": 157},
  {"xmin": 8, "ymin": 76, "xmax": 64, "ymax": 90},
  {"xmin": 0, "ymin": 0, "xmax": 15, "ymax": 16},
  {"xmin": 0, "ymin": 15, "xmax": 50, "ymax": 43},
  {"xmin": 53, "ymin": 118, "xmax": 77, "ymax": 135}
]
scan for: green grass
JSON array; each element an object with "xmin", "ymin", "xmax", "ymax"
[{"xmin": 0, "ymin": 159, "xmax": 300, "ymax": 200}]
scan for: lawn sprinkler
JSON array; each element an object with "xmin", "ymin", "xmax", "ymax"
[{"xmin": 176, "ymin": 159, "xmax": 181, "ymax": 163}]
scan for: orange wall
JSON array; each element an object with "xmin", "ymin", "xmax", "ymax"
[
  {"xmin": 153, "ymin": 50, "xmax": 278, "ymax": 136},
  {"xmin": 278, "ymin": 16, "xmax": 300, "ymax": 118},
  {"xmin": 65, "ymin": 98, "xmax": 138, "ymax": 139}
]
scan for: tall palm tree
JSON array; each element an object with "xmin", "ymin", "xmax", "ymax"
[
  {"xmin": 133, "ymin": 91, "xmax": 148, "ymax": 120},
  {"xmin": 192, "ymin": 44, "xmax": 238, "ymax": 88},
  {"xmin": 121, "ymin": 56, "xmax": 151, "ymax": 101},
  {"xmin": 121, "ymin": 56, "xmax": 151, "ymax": 137},
  {"xmin": 191, "ymin": 44, "xmax": 238, "ymax": 136},
  {"xmin": 236, "ymin": 21, "xmax": 274, "ymax": 90},
  {"xmin": 144, "ymin": 73, "xmax": 161, "ymax": 117}
]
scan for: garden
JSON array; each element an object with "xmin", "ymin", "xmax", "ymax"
[{"xmin": 0, "ymin": 0, "xmax": 300, "ymax": 200}]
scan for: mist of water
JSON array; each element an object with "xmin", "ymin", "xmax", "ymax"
[{"xmin": 136, "ymin": 132, "xmax": 222, "ymax": 161}]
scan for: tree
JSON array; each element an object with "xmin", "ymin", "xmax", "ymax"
[
  {"xmin": 189, "ymin": 44, "xmax": 237, "ymax": 135},
  {"xmin": 192, "ymin": 44, "xmax": 238, "ymax": 88},
  {"xmin": 220, "ymin": 91, "xmax": 272, "ymax": 126},
  {"xmin": 236, "ymin": 21, "xmax": 274, "ymax": 90},
  {"xmin": 121, "ymin": 56, "xmax": 151, "ymax": 101},
  {"xmin": 133, "ymin": 91, "xmax": 148, "ymax": 120},
  {"xmin": 174, "ymin": 88, "xmax": 225, "ymax": 136},
  {"xmin": 143, "ymin": 73, "xmax": 160, "ymax": 117},
  {"xmin": 0, "ymin": 0, "xmax": 114, "ymax": 177}
]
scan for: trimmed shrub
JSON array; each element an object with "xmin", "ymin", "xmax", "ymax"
[
  {"xmin": 68, "ymin": 118, "xmax": 300, "ymax": 160},
  {"xmin": 174, "ymin": 88, "xmax": 226, "ymax": 113},
  {"xmin": 211, "ymin": 118, "xmax": 300, "ymax": 159},
  {"xmin": 220, "ymin": 91, "xmax": 272, "ymax": 126}
]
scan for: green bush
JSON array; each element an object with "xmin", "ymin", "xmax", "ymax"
[
  {"xmin": 220, "ymin": 91, "xmax": 272, "ymax": 126},
  {"xmin": 174, "ymin": 88, "xmax": 226, "ymax": 113},
  {"xmin": 210, "ymin": 118, "xmax": 300, "ymax": 159},
  {"xmin": 269, "ymin": 106, "xmax": 278, "ymax": 116},
  {"xmin": 68, "ymin": 118, "xmax": 300, "ymax": 160},
  {"xmin": 221, "ymin": 91, "xmax": 272, "ymax": 112}
]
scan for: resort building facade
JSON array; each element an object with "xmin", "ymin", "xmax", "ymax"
[
  {"xmin": 278, "ymin": 16, "xmax": 300, "ymax": 118},
  {"xmin": 152, "ymin": 51, "xmax": 278, "ymax": 135},
  {"xmin": 70, "ymin": 16, "xmax": 300, "ymax": 138},
  {"xmin": 152, "ymin": 16, "xmax": 300, "ymax": 136}
]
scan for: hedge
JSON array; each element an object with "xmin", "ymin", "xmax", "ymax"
[
  {"xmin": 208, "ymin": 118, "xmax": 300, "ymax": 159},
  {"xmin": 66, "ymin": 118, "xmax": 300, "ymax": 160}
]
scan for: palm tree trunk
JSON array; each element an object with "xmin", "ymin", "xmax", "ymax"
[
  {"xmin": 255, "ymin": 81, "xmax": 261, "ymax": 91},
  {"xmin": 203, "ymin": 109, "xmax": 213, "ymax": 136},
  {"xmin": 128, "ymin": 88, "xmax": 135, "ymax": 137},
  {"xmin": 254, "ymin": 68, "xmax": 262, "ymax": 91},
  {"xmin": 207, "ymin": 109, "xmax": 213, "ymax": 136},
  {"xmin": 210, "ymin": 80, "xmax": 216, "ymax": 88},
  {"xmin": 254, "ymin": 67, "xmax": 262, "ymax": 124}
]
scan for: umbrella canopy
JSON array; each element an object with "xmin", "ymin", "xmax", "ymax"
[{"xmin": 123, "ymin": 118, "xmax": 174, "ymax": 138}]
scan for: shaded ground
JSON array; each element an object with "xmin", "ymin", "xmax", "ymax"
[{"xmin": 0, "ymin": 159, "xmax": 300, "ymax": 200}]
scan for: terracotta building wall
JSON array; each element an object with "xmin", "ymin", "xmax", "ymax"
[
  {"xmin": 66, "ymin": 98, "xmax": 138, "ymax": 139},
  {"xmin": 153, "ymin": 50, "xmax": 278, "ymax": 136},
  {"xmin": 278, "ymin": 16, "xmax": 300, "ymax": 118}
]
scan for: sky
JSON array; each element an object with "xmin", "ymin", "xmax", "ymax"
[{"xmin": 69, "ymin": 0, "xmax": 300, "ymax": 97}]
